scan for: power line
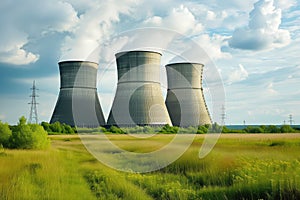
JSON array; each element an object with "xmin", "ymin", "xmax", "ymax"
[
  {"xmin": 28, "ymin": 80, "xmax": 39, "ymax": 124},
  {"xmin": 289, "ymin": 114, "xmax": 294, "ymax": 125},
  {"xmin": 221, "ymin": 104, "xmax": 226, "ymax": 125}
]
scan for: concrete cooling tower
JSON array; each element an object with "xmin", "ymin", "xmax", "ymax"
[
  {"xmin": 107, "ymin": 51, "xmax": 172, "ymax": 127},
  {"xmin": 165, "ymin": 62, "xmax": 212, "ymax": 127},
  {"xmin": 50, "ymin": 61, "xmax": 105, "ymax": 127}
]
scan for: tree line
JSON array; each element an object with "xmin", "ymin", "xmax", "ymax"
[{"xmin": 1, "ymin": 117, "xmax": 299, "ymax": 150}]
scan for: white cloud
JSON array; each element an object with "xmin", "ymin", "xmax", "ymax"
[
  {"xmin": 274, "ymin": 0, "xmax": 297, "ymax": 10},
  {"xmin": 226, "ymin": 64, "xmax": 249, "ymax": 84},
  {"xmin": 0, "ymin": 37, "xmax": 39, "ymax": 65},
  {"xmin": 0, "ymin": 0, "xmax": 78, "ymax": 65},
  {"xmin": 229, "ymin": 0, "xmax": 291, "ymax": 50},
  {"xmin": 60, "ymin": 0, "xmax": 139, "ymax": 62},
  {"xmin": 266, "ymin": 82, "xmax": 278, "ymax": 95},
  {"xmin": 143, "ymin": 5, "xmax": 203, "ymax": 35},
  {"xmin": 193, "ymin": 34, "xmax": 231, "ymax": 60}
]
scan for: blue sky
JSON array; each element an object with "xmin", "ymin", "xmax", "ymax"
[{"xmin": 0, "ymin": 0, "xmax": 299, "ymax": 125}]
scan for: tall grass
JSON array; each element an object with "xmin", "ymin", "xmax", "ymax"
[
  {"xmin": 1, "ymin": 134, "xmax": 300, "ymax": 199},
  {"xmin": 0, "ymin": 148, "xmax": 96, "ymax": 200},
  {"xmin": 124, "ymin": 134, "xmax": 300, "ymax": 199}
]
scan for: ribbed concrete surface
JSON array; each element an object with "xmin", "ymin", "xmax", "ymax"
[
  {"xmin": 50, "ymin": 61, "xmax": 105, "ymax": 127},
  {"xmin": 107, "ymin": 51, "xmax": 172, "ymax": 127},
  {"xmin": 165, "ymin": 62, "xmax": 211, "ymax": 127}
]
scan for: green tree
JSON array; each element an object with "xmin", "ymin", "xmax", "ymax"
[
  {"xmin": 243, "ymin": 126, "xmax": 264, "ymax": 133},
  {"xmin": 197, "ymin": 125, "xmax": 208, "ymax": 134},
  {"xmin": 29, "ymin": 124, "xmax": 50, "ymax": 149},
  {"xmin": 50, "ymin": 121, "xmax": 62, "ymax": 133},
  {"xmin": 109, "ymin": 126, "xmax": 125, "ymax": 134},
  {"xmin": 221, "ymin": 126, "xmax": 230, "ymax": 133},
  {"xmin": 208, "ymin": 122, "xmax": 223, "ymax": 133},
  {"xmin": 0, "ymin": 120, "xmax": 12, "ymax": 147},
  {"xmin": 10, "ymin": 116, "xmax": 49, "ymax": 149},
  {"xmin": 41, "ymin": 121, "xmax": 51, "ymax": 132},
  {"xmin": 143, "ymin": 126, "xmax": 154, "ymax": 133},
  {"xmin": 264, "ymin": 125, "xmax": 280, "ymax": 133},
  {"xmin": 62, "ymin": 123, "xmax": 75, "ymax": 134},
  {"xmin": 280, "ymin": 125, "xmax": 295, "ymax": 133},
  {"xmin": 159, "ymin": 124, "xmax": 178, "ymax": 133}
]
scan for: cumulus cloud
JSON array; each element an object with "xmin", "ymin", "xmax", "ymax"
[
  {"xmin": 193, "ymin": 34, "xmax": 231, "ymax": 60},
  {"xmin": 228, "ymin": 0, "xmax": 290, "ymax": 50},
  {"xmin": 274, "ymin": 0, "xmax": 296, "ymax": 10},
  {"xmin": 143, "ymin": 5, "xmax": 203, "ymax": 35},
  {"xmin": 0, "ymin": 0, "xmax": 78, "ymax": 65},
  {"xmin": 140, "ymin": 5, "xmax": 229, "ymax": 61},
  {"xmin": 60, "ymin": 0, "xmax": 138, "ymax": 62}
]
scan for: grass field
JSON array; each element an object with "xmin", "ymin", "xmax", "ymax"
[{"xmin": 1, "ymin": 134, "xmax": 300, "ymax": 199}]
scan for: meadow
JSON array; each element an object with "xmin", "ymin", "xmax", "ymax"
[{"xmin": 1, "ymin": 133, "xmax": 300, "ymax": 200}]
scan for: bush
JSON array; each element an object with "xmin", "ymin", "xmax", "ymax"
[
  {"xmin": 197, "ymin": 125, "xmax": 208, "ymax": 134},
  {"xmin": 109, "ymin": 126, "xmax": 125, "ymax": 134},
  {"xmin": 41, "ymin": 121, "xmax": 76, "ymax": 134},
  {"xmin": 159, "ymin": 124, "xmax": 179, "ymax": 133},
  {"xmin": 50, "ymin": 121, "xmax": 63, "ymax": 133},
  {"xmin": 10, "ymin": 116, "xmax": 49, "ymax": 149},
  {"xmin": 243, "ymin": 126, "xmax": 264, "ymax": 133},
  {"xmin": 0, "ymin": 121, "xmax": 12, "ymax": 147},
  {"xmin": 208, "ymin": 123, "xmax": 223, "ymax": 133},
  {"xmin": 280, "ymin": 125, "xmax": 295, "ymax": 133},
  {"xmin": 41, "ymin": 121, "xmax": 51, "ymax": 132}
]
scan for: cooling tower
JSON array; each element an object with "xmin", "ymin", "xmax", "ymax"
[
  {"xmin": 50, "ymin": 61, "xmax": 105, "ymax": 127},
  {"xmin": 165, "ymin": 62, "xmax": 211, "ymax": 127},
  {"xmin": 107, "ymin": 51, "xmax": 172, "ymax": 127}
]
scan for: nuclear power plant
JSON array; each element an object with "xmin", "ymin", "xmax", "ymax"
[
  {"xmin": 50, "ymin": 52, "xmax": 212, "ymax": 128},
  {"xmin": 165, "ymin": 63, "xmax": 211, "ymax": 126},
  {"xmin": 50, "ymin": 61, "xmax": 105, "ymax": 127},
  {"xmin": 107, "ymin": 51, "xmax": 172, "ymax": 126}
]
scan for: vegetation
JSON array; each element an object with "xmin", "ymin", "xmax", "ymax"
[
  {"xmin": 0, "ymin": 120, "xmax": 12, "ymax": 147},
  {"xmin": 222, "ymin": 124, "xmax": 299, "ymax": 134},
  {"xmin": 1, "ymin": 134, "xmax": 300, "ymax": 199},
  {"xmin": 41, "ymin": 121, "xmax": 76, "ymax": 134},
  {"xmin": 75, "ymin": 124, "xmax": 299, "ymax": 134},
  {"xmin": 0, "ymin": 117, "xmax": 49, "ymax": 149}
]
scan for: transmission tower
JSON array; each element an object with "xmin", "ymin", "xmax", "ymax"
[
  {"xmin": 221, "ymin": 104, "xmax": 226, "ymax": 125},
  {"xmin": 289, "ymin": 114, "xmax": 294, "ymax": 125},
  {"xmin": 28, "ymin": 80, "xmax": 39, "ymax": 124}
]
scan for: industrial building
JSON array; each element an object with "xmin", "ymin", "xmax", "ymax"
[
  {"xmin": 107, "ymin": 51, "xmax": 172, "ymax": 127},
  {"xmin": 50, "ymin": 61, "xmax": 105, "ymax": 127},
  {"xmin": 165, "ymin": 62, "xmax": 212, "ymax": 126}
]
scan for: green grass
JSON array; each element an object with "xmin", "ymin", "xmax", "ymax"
[{"xmin": 1, "ymin": 134, "xmax": 300, "ymax": 199}]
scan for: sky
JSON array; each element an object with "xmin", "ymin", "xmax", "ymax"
[{"xmin": 0, "ymin": 0, "xmax": 299, "ymax": 125}]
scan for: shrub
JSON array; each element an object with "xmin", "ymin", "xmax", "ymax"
[
  {"xmin": 243, "ymin": 126, "xmax": 264, "ymax": 133},
  {"xmin": 50, "ymin": 121, "xmax": 63, "ymax": 133},
  {"xmin": 280, "ymin": 125, "xmax": 295, "ymax": 133},
  {"xmin": 208, "ymin": 122, "xmax": 223, "ymax": 133},
  {"xmin": 41, "ymin": 121, "xmax": 51, "ymax": 132},
  {"xmin": 41, "ymin": 121, "xmax": 76, "ymax": 134},
  {"xmin": 10, "ymin": 116, "xmax": 49, "ymax": 149},
  {"xmin": 264, "ymin": 125, "xmax": 280, "ymax": 133},
  {"xmin": 197, "ymin": 125, "xmax": 208, "ymax": 134},
  {"xmin": 159, "ymin": 124, "xmax": 178, "ymax": 133},
  {"xmin": 109, "ymin": 126, "xmax": 125, "ymax": 134},
  {"xmin": 0, "ymin": 121, "xmax": 12, "ymax": 148}
]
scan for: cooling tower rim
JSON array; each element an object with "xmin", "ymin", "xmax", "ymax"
[
  {"xmin": 115, "ymin": 50, "xmax": 162, "ymax": 57},
  {"xmin": 165, "ymin": 62, "xmax": 204, "ymax": 67},
  {"xmin": 58, "ymin": 60, "xmax": 99, "ymax": 65}
]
